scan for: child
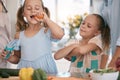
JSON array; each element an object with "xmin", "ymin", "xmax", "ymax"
[
  {"xmin": 1, "ymin": 0, "xmax": 64, "ymax": 74},
  {"xmin": 0, "ymin": 0, "xmax": 12, "ymax": 68},
  {"xmin": 54, "ymin": 14, "xmax": 110, "ymax": 73}
]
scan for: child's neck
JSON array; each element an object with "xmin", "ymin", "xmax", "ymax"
[
  {"xmin": 28, "ymin": 24, "xmax": 42, "ymax": 31},
  {"xmin": 80, "ymin": 38, "xmax": 90, "ymax": 45}
]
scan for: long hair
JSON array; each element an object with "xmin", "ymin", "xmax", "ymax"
[
  {"xmin": 16, "ymin": 6, "xmax": 28, "ymax": 32},
  {"xmin": 92, "ymin": 14, "xmax": 111, "ymax": 51}
]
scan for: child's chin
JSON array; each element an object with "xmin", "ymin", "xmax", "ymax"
[{"xmin": 30, "ymin": 21, "xmax": 38, "ymax": 25}]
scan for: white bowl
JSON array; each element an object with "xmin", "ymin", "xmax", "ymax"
[{"xmin": 89, "ymin": 70, "xmax": 119, "ymax": 80}]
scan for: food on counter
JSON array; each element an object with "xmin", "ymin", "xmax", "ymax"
[
  {"xmin": 32, "ymin": 68, "xmax": 47, "ymax": 80},
  {"xmin": 0, "ymin": 72, "xmax": 10, "ymax": 78},
  {"xmin": 0, "ymin": 68, "xmax": 20, "ymax": 78},
  {"xmin": 89, "ymin": 68, "xmax": 119, "ymax": 80},
  {"xmin": 93, "ymin": 68, "xmax": 117, "ymax": 74},
  {"xmin": 19, "ymin": 67, "xmax": 34, "ymax": 80},
  {"xmin": 0, "ymin": 68, "xmax": 89, "ymax": 80}
]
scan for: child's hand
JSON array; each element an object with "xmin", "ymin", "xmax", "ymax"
[
  {"xmin": 34, "ymin": 12, "xmax": 49, "ymax": 22},
  {"xmin": 34, "ymin": 13, "xmax": 44, "ymax": 20},
  {"xmin": 0, "ymin": 50, "xmax": 7, "ymax": 59},
  {"xmin": 64, "ymin": 56, "xmax": 71, "ymax": 61}
]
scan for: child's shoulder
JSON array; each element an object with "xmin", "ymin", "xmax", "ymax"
[
  {"xmin": 89, "ymin": 34, "xmax": 101, "ymax": 42},
  {"xmin": 65, "ymin": 39, "xmax": 80, "ymax": 46},
  {"xmin": 14, "ymin": 32, "xmax": 20, "ymax": 39}
]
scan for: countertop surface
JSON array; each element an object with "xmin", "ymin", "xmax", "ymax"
[
  {"xmin": 0, "ymin": 77, "xmax": 19, "ymax": 80},
  {"xmin": 0, "ymin": 76, "xmax": 90, "ymax": 80}
]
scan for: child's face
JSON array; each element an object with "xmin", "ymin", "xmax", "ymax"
[
  {"xmin": 23, "ymin": 0, "xmax": 43, "ymax": 24},
  {"xmin": 80, "ymin": 15, "xmax": 100, "ymax": 38}
]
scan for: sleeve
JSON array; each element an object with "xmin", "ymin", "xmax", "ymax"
[
  {"xmin": 14, "ymin": 32, "xmax": 22, "ymax": 51},
  {"xmin": 46, "ymin": 29, "xmax": 59, "ymax": 42},
  {"xmin": 14, "ymin": 39, "xmax": 21, "ymax": 50},
  {"xmin": 88, "ymin": 34, "xmax": 103, "ymax": 50},
  {"xmin": 116, "ymin": 37, "xmax": 120, "ymax": 46}
]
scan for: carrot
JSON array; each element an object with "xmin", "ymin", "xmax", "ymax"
[
  {"xmin": 47, "ymin": 76, "xmax": 88, "ymax": 80},
  {"xmin": 35, "ymin": 14, "xmax": 44, "ymax": 19}
]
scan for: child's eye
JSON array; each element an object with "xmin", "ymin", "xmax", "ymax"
[
  {"xmin": 87, "ymin": 25, "xmax": 91, "ymax": 28},
  {"xmin": 26, "ymin": 7, "xmax": 32, "ymax": 10},
  {"xmin": 88, "ymin": 26, "xmax": 91, "ymax": 28},
  {"xmin": 35, "ymin": 7, "xmax": 40, "ymax": 10},
  {"xmin": 82, "ymin": 22, "xmax": 85, "ymax": 25}
]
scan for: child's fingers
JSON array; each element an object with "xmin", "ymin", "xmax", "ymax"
[
  {"xmin": 1, "ymin": 51, "xmax": 7, "ymax": 58},
  {"xmin": 34, "ymin": 13, "xmax": 44, "ymax": 21},
  {"xmin": 64, "ymin": 57, "xmax": 71, "ymax": 61}
]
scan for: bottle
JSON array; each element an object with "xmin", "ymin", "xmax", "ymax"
[{"xmin": 4, "ymin": 39, "xmax": 18, "ymax": 59}]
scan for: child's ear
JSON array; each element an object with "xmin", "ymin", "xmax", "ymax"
[
  {"xmin": 22, "ymin": 12, "xmax": 24, "ymax": 16},
  {"xmin": 95, "ymin": 30, "xmax": 101, "ymax": 36}
]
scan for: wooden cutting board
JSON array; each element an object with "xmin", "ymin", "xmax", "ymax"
[{"xmin": 0, "ymin": 77, "xmax": 19, "ymax": 80}]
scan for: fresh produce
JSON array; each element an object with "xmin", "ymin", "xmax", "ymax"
[
  {"xmin": 0, "ymin": 72, "xmax": 10, "ymax": 78},
  {"xmin": 93, "ymin": 68, "xmax": 117, "ymax": 74},
  {"xmin": 35, "ymin": 14, "xmax": 44, "ymax": 19},
  {"xmin": 19, "ymin": 67, "xmax": 34, "ymax": 80},
  {"xmin": 0, "ymin": 68, "xmax": 20, "ymax": 76},
  {"xmin": 32, "ymin": 68, "xmax": 47, "ymax": 80}
]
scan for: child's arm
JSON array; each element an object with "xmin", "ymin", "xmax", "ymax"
[
  {"xmin": 7, "ymin": 50, "xmax": 21, "ymax": 64},
  {"xmin": 43, "ymin": 12, "xmax": 64, "ymax": 39},
  {"xmin": 7, "ymin": 32, "xmax": 21, "ymax": 64},
  {"xmin": 54, "ymin": 44, "xmax": 78, "ymax": 60},
  {"xmin": 67, "ymin": 43, "xmax": 101, "ymax": 57},
  {"xmin": 100, "ymin": 54, "xmax": 108, "ymax": 69},
  {"xmin": 0, "ymin": 49, "xmax": 21, "ymax": 64}
]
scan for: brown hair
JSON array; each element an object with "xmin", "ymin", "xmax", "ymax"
[
  {"xmin": 16, "ymin": 6, "xmax": 28, "ymax": 32},
  {"xmin": 92, "ymin": 14, "xmax": 111, "ymax": 51}
]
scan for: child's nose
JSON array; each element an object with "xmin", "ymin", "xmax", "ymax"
[
  {"xmin": 81, "ymin": 24, "xmax": 86, "ymax": 28},
  {"xmin": 31, "ymin": 9, "xmax": 36, "ymax": 13}
]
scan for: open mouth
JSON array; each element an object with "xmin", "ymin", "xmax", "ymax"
[{"xmin": 30, "ymin": 15, "xmax": 35, "ymax": 18}]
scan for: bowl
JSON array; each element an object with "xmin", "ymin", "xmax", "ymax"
[{"xmin": 89, "ymin": 69, "xmax": 119, "ymax": 80}]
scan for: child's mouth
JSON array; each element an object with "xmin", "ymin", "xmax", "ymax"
[
  {"xmin": 30, "ymin": 15, "xmax": 35, "ymax": 18},
  {"xmin": 30, "ymin": 14, "xmax": 44, "ymax": 19}
]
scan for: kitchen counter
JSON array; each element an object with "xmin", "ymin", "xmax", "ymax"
[
  {"xmin": 0, "ymin": 76, "xmax": 90, "ymax": 80},
  {"xmin": 0, "ymin": 77, "xmax": 19, "ymax": 80}
]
